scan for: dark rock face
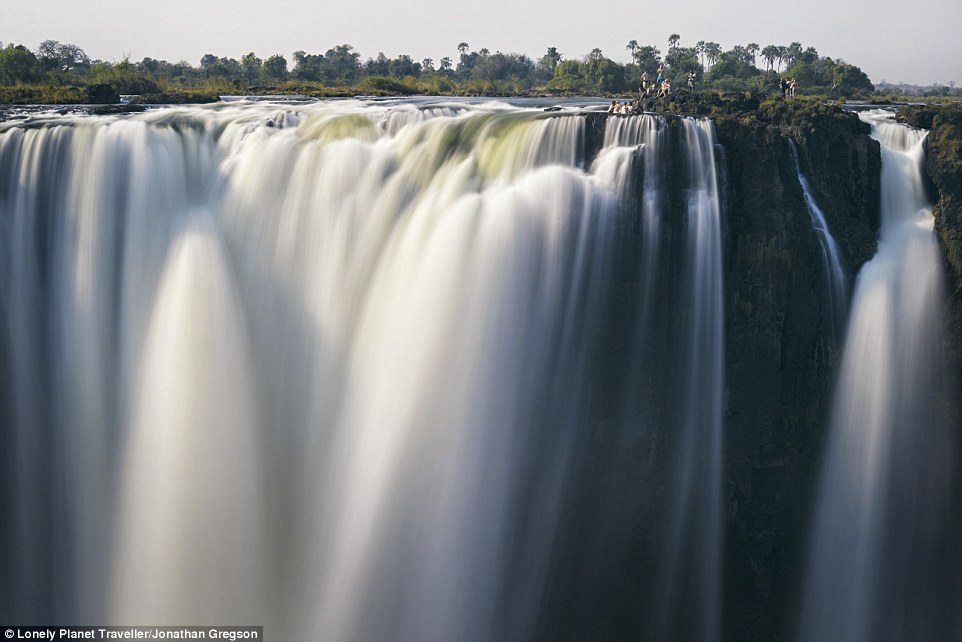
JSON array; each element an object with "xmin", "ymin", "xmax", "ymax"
[
  {"xmin": 550, "ymin": 106, "xmax": 882, "ymax": 642},
  {"xmin": 84, "ymin": 83, "xmax": 120, "ymax": 105},
  {"xmin": 714, "ymin": 106, "xmax": 880, "ymax": 641}
]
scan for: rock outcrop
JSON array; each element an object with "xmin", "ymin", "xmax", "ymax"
[{"xmin": 714, "ymin": 102, "xmax": 879, "ymax": 641}]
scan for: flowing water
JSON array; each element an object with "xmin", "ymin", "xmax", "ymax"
[
  {"xmin": 788, "ymin": 138, "xmax": 848, "ymax": 343},
  {"xmin": 0, "ymin": 102, "xmax": 726, "ymax": 640},
  {"xmin": 796, "ymin": 110, "xmax": 955, "ymax": 642}
]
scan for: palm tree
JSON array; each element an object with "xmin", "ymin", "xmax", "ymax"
[
  {"xmin": 626, "ymin": 39, "xmax": 639, "ymax": 61},
  {"xmin": 439, "ymin": 57, "xmax": 452, "ymax": 72},
  {"xmin": 705, "ymin": 42, "xmax": 722, "ymax": 68},
  {"xmin": 478, "ymin": 48, "xmax": 490, "ymax": 57},
  {"xmin": 696, "ymin": 40, "xmax": 706, "ymax": 69},
  {"xmin": 457, "ymin": 42, "xmax": 469, "ymax": 55},
  {"xmin": 747, "ymin": 43, "xmax": 760, "ymax": 67},
  {"xmin": 776, "ymin": 45, "xmax": 787, "ymax": 72},
  {"xmin": 668, "ymin": 33, "xmax": 681, "ymax": 51},
  {"xmin": 422, "ymin": 58, "xmax": 434, "ymax": 72},
  {"xmin": 786, "ymin": 42, "xmax": 803, "ymax": 69},
  {"xmin": 761, "ymin": 45, "xmax": 779, "ymax": 71}
]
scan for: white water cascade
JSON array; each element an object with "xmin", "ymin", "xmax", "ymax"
[
  {"xmin": 797, "ymin": 110, "xmax": 955, "ymax": 642},
  {"xmin": 0, "ymin": 101, "xmax": 727, "ymax": 640},
  {"xmin": 788, "ymin": 138, "xmax": 848, "ymax": 342}
]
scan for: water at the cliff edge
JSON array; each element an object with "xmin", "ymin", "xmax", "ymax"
[
  {"xmin": 0, "ymin": 100, "xmax": 727, "ymax": 641},
  {"xmin": 788, "ymin": 138, "xmax": 848, "ymax": 343},
  {"xmin": 796, "ymin": 109, "xmax": 956, "ymax": 642}
]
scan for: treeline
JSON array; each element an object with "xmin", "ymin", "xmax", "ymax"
[{"xmin": 0, "ymin": 36, "xmax": 877, "ymax": 101}]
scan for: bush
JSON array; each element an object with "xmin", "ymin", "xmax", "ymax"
[
  {"xmin": 0, "ymin": 83, "xmax": 86, "ymax": 104},
  {"xmin": 85, "ymin": 83, "xmax": 119, "ymax": 104},
  {"xmin": 356, "ymin": 76, "xmax": 417, "ymax": 95}
]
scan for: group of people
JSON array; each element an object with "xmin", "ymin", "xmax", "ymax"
[
  {"xmin": 606, "ymin": 65, "xmax": 700, "ymax": 115},
  {"xmin": 609, "ymin": 67, "xmax": 799, "ymax": 115},
  {"xmin": 607, "ymin": 98, "xmax": 642, "ymax": 114},
  {"xmin": 639, "ymin": 66, "xmax": 698, "ymax": 99},
  {"xmin": 779, "ymin": 77, "xmax": 798, "ymax": 98},
  {"xmin": 638, "ymin": 67, "xmax": 677, "ymax": 99}
]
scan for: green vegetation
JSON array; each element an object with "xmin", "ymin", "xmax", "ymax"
[{"xmin": 0, "ymin": 36, "xmax": 953, "ymax": 105}]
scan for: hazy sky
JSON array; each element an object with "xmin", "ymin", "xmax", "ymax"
[{"xmin": 6, "ymin": 0, "xmax": 960, "ymax": 86}]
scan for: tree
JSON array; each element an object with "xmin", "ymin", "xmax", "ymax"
[
  {"xmin": 37, "ymin": 40, "xmax": 90, "ymax": 74},
  {"xmin": 366, "ymin": 52, "xmax": 389, "ymax": 76},
  {"xmin": 0, "ymin": 44, "xmax": 43, "ymax": 84},
  {"xmin": 665, "ymin": 47, "xmax": 701, "ymax": 81},
  {"xmin": 138, "ymin": 57, "xmax": 160, "ymax": 76},
  {"xmin": 291, "ymin": 51, "xmax": 323, "ymax": 82},
  {"xmin": 776, "ymin": 46, "xmax": 787, "ymax": 72},
  {"xmin": 241, "ymin": 52, "xmax": 262, "ymax": 84},
  {"xmin": 199, "ymin": 54, "xmax": 243, "ymax": 81},
  {"xmin": 457, "ymin": 49, "xmax": 479, "ymax": 76},
  {"xmin": 792, "ymin": 47, "xmax": 819, "ymax": 68},
  {"xmin": 325, "ymin": 44, "xmax": 361, "ymax": 83},
  {"xmin": 831, "ymin": 62, "xmax": 874, "ymax": 97},
  {"xmin": 730, "ymin": 46, "xmax": 750, "ymax": 64},
  {"xmin": 668, "ymin": 33, "xmax": 681, "ymax": 51},
  {"xmin": 696, "ymin": 41, "xmax": 706, "ymax": 68},
  {"xmin": 458, "ymin": 42, "xmax": 469, "ymax": 55},
  {"xmin": 784, "ymin": 42, "xmax": 803, "ymax": 69},
  {"xmin": 548, "ymin": 59, "xmax": 590, "ymax": 93},
  {"xmin": 263, "ymin": 54, "xmax": 288, "ymax": 82},
  {"xmin": 422, "ymin": 58, "xmax": 434, "ymax": 73},
  {"xmin": 538, "ymin": 47, "xmax": 563, "ymax": 76},
  {"xmin": 580, "ymin": 53, "xmax": 626, "ymax": 93},
  {"xmin": 439, "ymin": 57, "xmax": 453, "ymax": 72},
  {"xmin": 704, "ymin": 42, "xmax": 722, "ymax": 68},
  {"xmin": 707, "ymin": 51, "xmax": 760, "ymax": 85},
  {"xmin": 633, "ymin": 45, "xmax": 661, "ymax": 76},
  {"xmin": 387, "ymin": 54, "xmax": 420, "ymax": 78},
  {"xmin": 747, "ymin": 43, "xmax": 760, "ymax": 67},
  {"xmin": 91, "ymin": 57, "xmax": 160, "ymax": 94},
  {"xmin": 475, "ymin": 52, "xmax": 534, "ymax": 85},
  {"xmin": 626, "ymin": 40, "xmax": 639, "ymax": 60},
  {"xmin": 761, "ymin": 45, "xmax": 779, "ymax": 71}
]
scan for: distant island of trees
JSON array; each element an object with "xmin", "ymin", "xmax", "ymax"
[{"xmin": 0, "ymin": 35, "xmax": 953, "ymax": 104}]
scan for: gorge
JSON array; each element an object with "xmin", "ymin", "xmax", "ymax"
[{"xmin": 1, "ymin": 98, "xmax": 960, "ymax": 641}]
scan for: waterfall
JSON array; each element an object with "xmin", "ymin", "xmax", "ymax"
[
  {"xmin": 797, "ymin": 110, "xmax": 954, "ymax": 642},
  {"xmin": 0, "ymin": 103, "xmax": 726, "ymax": 640},
  {"xmin": 788, "ymin": 138, "xmax": 848, "ymax": 342},
  {"xmin": 648, "ymin": 118, "xmax": 725, "ymax": 642}
]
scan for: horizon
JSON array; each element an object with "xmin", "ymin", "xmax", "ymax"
[{"xmin": 6, "ymin": 0, "xmax": 960, "ymax": 87}]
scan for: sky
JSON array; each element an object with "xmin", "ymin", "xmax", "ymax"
[{"xmin": 5, "ymin": 0, "xmax": 960, "ymax": 86}]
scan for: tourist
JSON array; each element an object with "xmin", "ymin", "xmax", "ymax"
[
  {"xmin": 687, "ymin": 71, "xmax": 695, "ymax": 95},
  {"xmin": 608, "ymin": 100, "xmax": 618, "ymax": 113}
]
